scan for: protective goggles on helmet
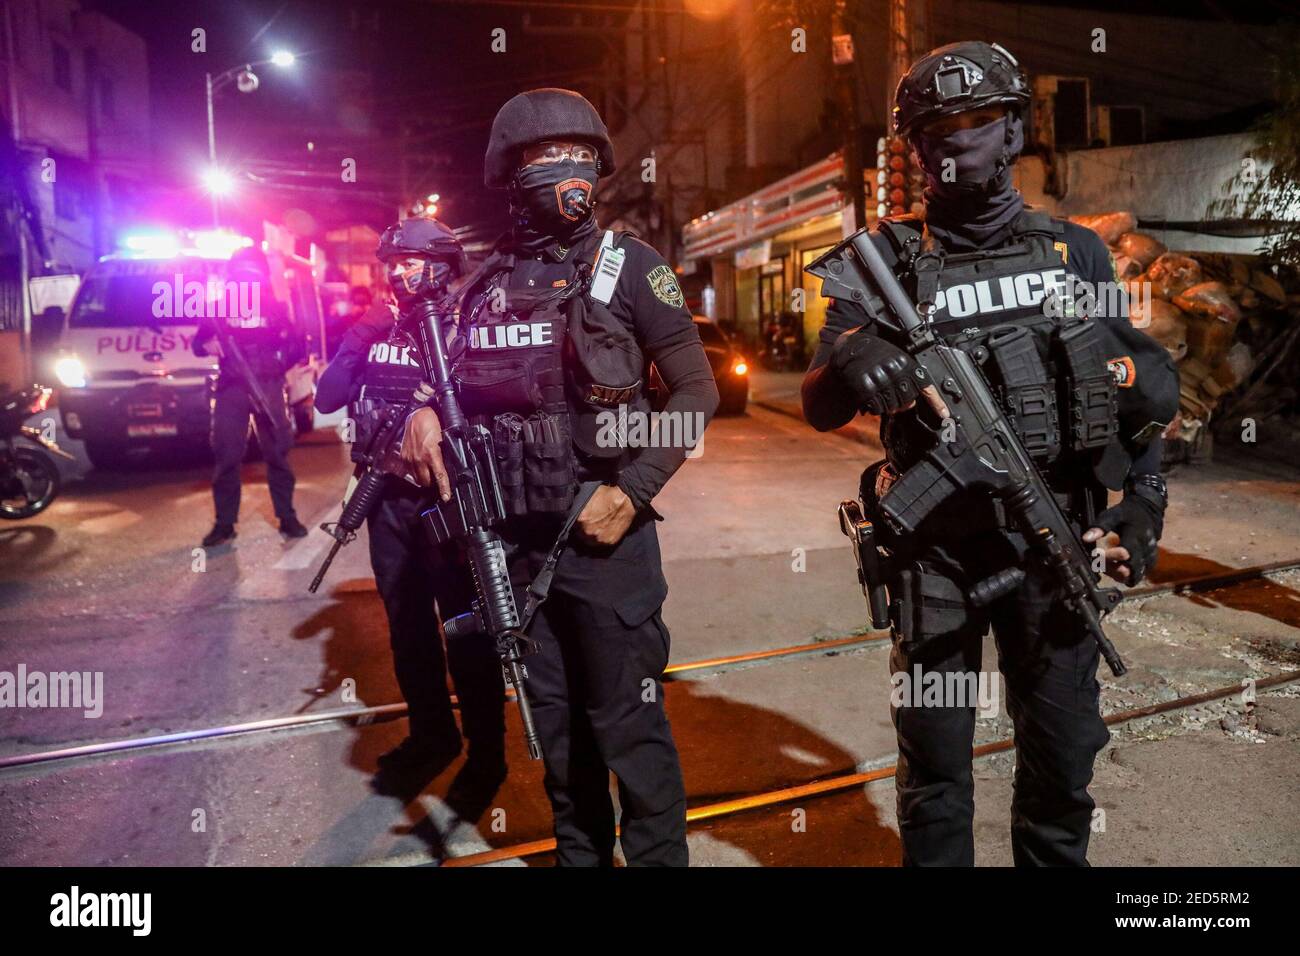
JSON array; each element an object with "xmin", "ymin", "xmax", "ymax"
[{"xmin": 521, "ymin": 141, "xmax": 600, "ymax": 167}]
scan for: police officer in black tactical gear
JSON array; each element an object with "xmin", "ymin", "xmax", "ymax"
[
  {"xmin": 398, "ymin": 88, "xmax": 718, "ymax": 866},
  {"xmin": 194, "ymin": 246, "xmax": 308, "ymax": 547},
  {"xmin": 315, "ymin": 217, "xmax": 507, "ymax": 793},
  {"xmin": 803, "ymin": 42, "xmax": 1179, "ymax": 866}
]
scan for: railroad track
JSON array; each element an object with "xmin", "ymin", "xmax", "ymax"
[
  {"xmin": 436, "ymin": 668, "xmax": 1300, "ymax": 867},
  {"xmin": 2, "ymin": 557, "xmax": 1297, "ymax": 777}
]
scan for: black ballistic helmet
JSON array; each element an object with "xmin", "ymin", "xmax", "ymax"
[
  {"xmin": 894, "ymin": 41, "xmax": 1031, "ymax": 138},
  {"xmin": 375, "ymin": 216, "xmax": 467, "ymax": 276},
  {"xmin": 484, "ymin": 88, "xmax": 615, "ymax": 188}
]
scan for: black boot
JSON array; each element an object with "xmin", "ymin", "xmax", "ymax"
[
  {"xmin": 370, "ymin": 735, "xmax": 463, "ymax": 796},
  {"xmin": 279, "ymin": 516, "xmax": 309, "ymax": 538},
  {"xmin": 202, "ymin": 523, "xmax": 237, "ymax": 547}
]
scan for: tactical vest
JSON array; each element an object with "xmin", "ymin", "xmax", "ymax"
[
  {"xmin": 455, "ymin": 231, "xmax": 642, "ymax": 516},
  {"xmin": 358, "ymin": 336, "xmax": 424, "ymax": 405},
  {"xmin": 343, "ymin": 311, "xmax": 426, "ymax": 463},
  {"xmin": 877, "ymin": 210, "xmax": 1118, "ymax": 488},
  {"xmin": 216, "ymin": 309, "xmax": 289, "ymax": 382}
]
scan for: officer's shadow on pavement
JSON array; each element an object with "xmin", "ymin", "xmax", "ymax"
[
  {"xmin": 662, "ymin": 679, "xmax": 902, "ymax": 867},
  {"xmin": 1147, "ymin": 549, "xmax": 1300, "ymax": 630},
  {"xmin": 290, "ymin": 583, "xmax": 899, "ymax": 865},
  {"xmin": 292, "ymin": 583, "xmax": 519, "ymax": 865}
]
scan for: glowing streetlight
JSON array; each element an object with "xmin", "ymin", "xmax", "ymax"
[
  {"xmin": 202, "ymin": 167, "xmax": 236, "ymax": 196},
  {"xmin": 204, "ymin": 49, "xmax": 297, "ymax": 223}
]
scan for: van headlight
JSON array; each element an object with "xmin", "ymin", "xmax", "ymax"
[{"xmin": 54, "ymin": 356, "xmax": 87, "ymax": 388}]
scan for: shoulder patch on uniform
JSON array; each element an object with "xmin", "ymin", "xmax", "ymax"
[
  {"xmin": 646, "ymin": 264, "xmax": 685, "ymax": 308},
  {"xmin": 1107, "ymin": 356, "xmax": 1136, "ymax": 388},
  {"xmin": 1054, "ymin": 240, "xmax": 1069, "ymax": 264}
]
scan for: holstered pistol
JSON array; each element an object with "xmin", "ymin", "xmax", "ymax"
[{"xmin": 838, "ymin": 499, "xmax": 892, "ymax": 630}]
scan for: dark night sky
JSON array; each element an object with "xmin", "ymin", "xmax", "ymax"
[
  {"xmin": 82, "ymin": 0, "xmax": 1297, "ymax": 240},
  {"xmin": 84, "ymin": 0, "xmax": 619, "ymax": 237}
]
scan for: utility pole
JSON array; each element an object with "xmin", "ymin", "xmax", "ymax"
[
  {"xmin": 832, "ymin": 2, "xmax": 865, "ymax": 231},
  {"xmin": 880, "ymin": 0, "xmax": 929, "ymax": 218},
  {"xmin": 83, "ymin": 47, "xmax": 105, "ymax": 259},
  {"xmin": 4, "ymin": 0, "xmax": 33, "ymax": 383}
]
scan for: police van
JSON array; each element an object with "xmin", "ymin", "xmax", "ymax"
[{"xmin": 52, "ymin": 228, "xmax": 327, "ymax": 468}]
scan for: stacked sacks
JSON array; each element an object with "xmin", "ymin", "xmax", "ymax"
[{"xmin": 1069, "ymin": 211, "xmax": 1295, "ymax": 444}]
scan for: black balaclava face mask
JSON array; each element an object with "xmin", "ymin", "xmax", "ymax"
[
  {"xmin": 912, "ymin": 112, "xmax": 1026, "ymax": 251},
  {"xmin": 509, "ymin": 159, "xmax": 599, "ymax": 251},
  {"xmin": 386, "ymin": 257, "xmax": 454, "ymax": 312}
]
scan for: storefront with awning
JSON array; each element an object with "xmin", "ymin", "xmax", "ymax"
[{"xmin": 682, "ymin": 153, "xmax": 874, "ymax": 358}]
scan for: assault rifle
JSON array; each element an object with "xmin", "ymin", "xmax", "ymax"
[
  {"xmin": 308, "ymin": 391, "xmax": 420, "ymax": 594},
  {"xmin": 207, "ymin": 318, "xmax": 293, "ymax": 445},
  {"xmin": 408, "ymin": 296, "xmax": 548, "ymax": 759},
  {"xmin": 808, "ymin": 230, "xmax": 1127, "ymax": 676}
]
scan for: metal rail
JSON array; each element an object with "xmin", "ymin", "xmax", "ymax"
[
  {"xmin": 440, "ymin": 668, "xmax": 1300, "ymax": 867},
  {"xmin": 3, "ymin": 558, "xmax": 1296, "ymax": 772}
]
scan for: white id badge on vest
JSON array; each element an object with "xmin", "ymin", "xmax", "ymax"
[{"xmin": 589, "ymin": 231, "xmax": 625, "ymax": 305}]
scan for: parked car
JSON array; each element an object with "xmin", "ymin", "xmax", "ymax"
[{"xmin": 694, "ymin": 317, "xmax": 749, "ymax": 415}]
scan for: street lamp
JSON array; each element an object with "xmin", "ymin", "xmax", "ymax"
[
  {"xmin": 201, "ymin": 167, "xmax": 235, "ymax": 196},
  {"xmin": 203, "ymin": 51, "xmax": 297, "ymax": 223}
]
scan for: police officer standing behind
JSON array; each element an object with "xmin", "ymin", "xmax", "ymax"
[
  {"xmin": 195, "ymin": 246, "xmax": 308, "ymax": 547},
  {"xmin": 399, "ymin": 89, "xmax": 718, "ymax": 866},
  {"xmin": 315, "ymin": 219, "xmax": 506, "ymax": 795},
  {"xmin": 803, "ymin": 43, "xmax": 1178, "ymax": 865}
]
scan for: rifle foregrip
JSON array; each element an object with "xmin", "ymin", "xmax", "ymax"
[
  {"xmin": 338, "ymin": 470, "xmax": 387, "ymax": 533},
  {"xmin": 464, "ymin": 530, "xmax": 520, "ymax": 635}
]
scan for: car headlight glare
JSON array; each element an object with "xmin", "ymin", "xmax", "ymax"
[{"xmin": 54, "ymin": 356, "xmax": 87, "ymax": 388}]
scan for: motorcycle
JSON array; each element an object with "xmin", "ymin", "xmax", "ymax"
[{"xmin": 0, "ymin": 385, "xmax": 74, "ymax": 520}]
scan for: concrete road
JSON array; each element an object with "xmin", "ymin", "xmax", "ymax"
[{"xmin": 2, "ymin": 395, "xmax": 1299, "ymax": 866}]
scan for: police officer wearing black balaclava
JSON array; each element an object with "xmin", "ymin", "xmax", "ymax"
[
  {"xmin": 195, "ymin": 246, "xmax": 307, "ymax": 547},
  {"xmin": 315, "ymin": 218, "xmax": 506, "ymax": 795},
  {"xmin": 803, "ymin": 42, "xmax": 1178, "ymax": 866},
  {"xmin": 398, "ymin": 89, "xmax": 718, "ymax": 866}
]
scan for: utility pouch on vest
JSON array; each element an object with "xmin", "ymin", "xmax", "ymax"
[
  {"xmin": 522, "ymin": 413, "xmax": 576, "ymax": 513},
  {"xmin": 985, "ymin": 324, "xmax": 1061, "ymax": 463},
  {"xmin": 492, "ymin": 413, "xmax": 527, "ymax": 515},
  {"xmin": 1056, "ymin": 318, "xmax": 1118, "ymax": 452},
  {"xmin": 456, "ymin": 359, "xmax": 541, "ymax": 417}
]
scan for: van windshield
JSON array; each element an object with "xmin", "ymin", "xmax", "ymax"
[{"xmin": 69, "ymin": 263, "xmax": 224, "ymax": 329}]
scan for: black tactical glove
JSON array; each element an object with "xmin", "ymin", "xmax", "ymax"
[
  {"xmin": 352, "ymin": 301, "xmax": 399, "ymax": 346},
  {"xmin": 831, "ymin": 328, "xmax": 928, "ymax": 415},
  {"xmin": 1088, "ymin": 474, "xmax": 1167, "ymax": 585}
]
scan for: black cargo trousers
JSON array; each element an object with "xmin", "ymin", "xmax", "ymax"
[
  {"xmin": 887, "ymin": 526, "xmax": 1112, "ymax": 866},
  {"xmin": 366, "ymin": 484, "xmax": 506, "ymax": 756},
  {"xmin": 210, "ymin": 377, "xmax": 296, "ymax": 526},
  {"xmin": 434, "ymin": 509, "xmax": 688, "ymax": 867}
]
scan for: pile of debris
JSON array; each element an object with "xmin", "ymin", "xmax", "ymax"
[{"xmin": 1071, "ymin": 211, "xmax": 1299, "ymax": 452}]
